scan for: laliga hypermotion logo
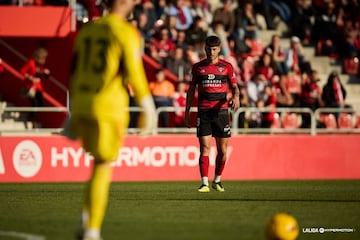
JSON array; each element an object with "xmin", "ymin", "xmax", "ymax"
[{"xmin": 13, "ymin": 140, "xmax": 42, "ymax": 178}]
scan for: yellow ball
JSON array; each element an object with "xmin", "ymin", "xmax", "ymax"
[{"xmin": 266, "ymin": 213, "xmax": 299, "ymax": 240}]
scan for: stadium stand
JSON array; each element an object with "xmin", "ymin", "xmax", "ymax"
[
  {"xmin": 0, "ymin": 0, "xmax": 359, "ymax": 135},
  {"xmin": 320, "ymin": 113, "xmax": 338, "ymax": 129},
  {"xmin": 281, "ymin": 112, "xmax": 302, "ymax": 129},
  {"xmin": 337, "ymin": 112, "xmax": 356, "ymax": 129}
]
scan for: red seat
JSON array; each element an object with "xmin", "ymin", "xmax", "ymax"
[
  {"xmin": 282, "ymin": 113, "xmax": 301, "ymax": 129},
  {"xmin": 270, "ymin": 113, "xmax": 281, "ymax": 129},
  {"xmin": 320, "ymin": 114, "xmax": 337, "ymax": 129},
  {"xmin": 343, "ymin": 57, "xmax": 359, "ymax": 75},
  {"xmin": 337, "ymin": 113, "xmax": 355, "ymax": 129}
]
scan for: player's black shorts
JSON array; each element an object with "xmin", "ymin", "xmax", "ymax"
[{"xmin": 197, "ymin": 109, "xmax": 231, "ymax": 138}]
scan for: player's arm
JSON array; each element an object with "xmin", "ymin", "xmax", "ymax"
[
  {"xmin": 227, "ymin": 64, "xmax": 240, "ymax": 111},
  {"xmin": 185, "ymin": 67, "xmax": 197, "ymax": 127},
  {"xmin": 230, "ymin": 83, "xmax": 240, "ymax": 110},
  {"xmin": 184, "ymin": 84, "xmax": 196, "ymax": 128},
  {"xmin": 121, "ymin": 27, "xmax": 156, "ymax": 135}
]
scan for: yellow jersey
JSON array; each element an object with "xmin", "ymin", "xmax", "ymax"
[{"xmin": 70, "ymin": 13, "xmax": 150, "ymax": 120}]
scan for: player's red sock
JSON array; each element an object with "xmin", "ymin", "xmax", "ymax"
[
  {"xmin": 199, "ymin": 155, "xmax": 209, "ymax": 177},
  {"xmin": 215, "ymin": 156, "xmax": 226, "ymax": 178}
]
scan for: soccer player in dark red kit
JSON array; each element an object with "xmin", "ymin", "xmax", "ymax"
[{"xmin": 184, "ymin": 35, "xmax": 240, "ymax": 192}]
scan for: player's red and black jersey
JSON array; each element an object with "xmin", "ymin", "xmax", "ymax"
[{"xmin": 191, "ymin": 59, "xmax": 237, "ymax": 110}]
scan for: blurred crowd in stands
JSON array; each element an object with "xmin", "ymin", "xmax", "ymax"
[{"xmin": 1, "ymin": 0, "xmax": 359, "ymax": 129}]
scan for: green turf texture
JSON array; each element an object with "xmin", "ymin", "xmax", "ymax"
[{"xmin": 0, "ymin": 180, "xmax": 359, "ymax": 240}]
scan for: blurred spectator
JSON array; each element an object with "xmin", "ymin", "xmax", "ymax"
[
  {"xmin": 77, "ymin": 0, "xmax": 100, "ymax": 21},
  {"xmin": 247, "ymin": 73, "xmax": 267, "ymax": 107},
  {"xmin": 239, "ymin": 83, "xmax": 249, "ymax": 108},
  {"xmin": 339, "ymin": 18, "xmax": 360, "ymax": 59},
  {"xmin": 135, "ymin": 15, "xmax": 154, "ymax": 53},
  {"xmin": 149, "ymin": 68, "xmax": 176, "ymax": 127},
  {"xmin": 313, "ymin": 1, "xmax": 341, "ymax": 56},
  {"xmin": 259, "ymin": 84, "xmax": 277, "ymax": 128},
  {"xmin": 134, "ymin": 0, "xmax": 158, "ymax": 29},
  {"xmin": 239, "ymin": 56, "xmax": 255, "ymax": 83},
  {"xmin": 254, "ymin": 50, "xmax": 276, "ymax": 82},
  {"xmin": 271, "ymin": 75, "xmax": 294, "ymax": 107},
  {"xmin": 133, "ymin": 1, "xmax": 158, "ymax": 40},
  {"xmin": 163, "ymin": 46, "xmax": 192, "ymax": 82},
  {"xmin": 266, "ymin": 34, "xmax": 288, "ymax": 76},
  {"xmin": 300, "ymin": 69, "xmax": 324, "ymax": 127},
  {"xmin": 212, "ymin": 0, "xmax": 236, "ymax": 37},
  {"xmin": 251, "ymin": 0, "xmax": 277, "ymax": 30},
  {"xmin": 166, "ymin": 0, "xmax": 193, "ymax": 31},
  {"xmin": 164, "ymin": 13, "xmax": 179, "ymax": 42},
  {"xmin": 241, "ymin": 1, "xmax": 260, "ymax": 40},
  {"xmin": 338, "ymin": 0, "xmax": 360, "ymax": 22},
  {"xmin": 301, "ymin": 69, "xmax": 324, "ymax": 110},
  {"xmin": 153, "ymin": 0, "xmax": 167, "ymax": 19},
  {"xmin": 268, "ymin": 0, "xmax": 292, "ymax": 24},
  {"xmin": 173, "ymin": 81, "xmax": 188, "ymax": 127},
  {"xmin": 289, "ymin": 0, "xmax": 315, "ymax": 45},
  {"xmin": 237, "ymin": 83, "xmax": 249, "ymax": 128},
  {"xmin": 20, "ymin": 47, "xmax": 50, "ymax": 126},
  {"xmin": 185, "ymin": 16, "xmax": 208, "ymax": 52},
  {"xmin": 209, "ymin": 21, "xmax": 231, "ymax": 58},
  {"xmin": 175, "ymin": 30, "xmax": 188, "ymax": 52},
  {"xmin": 149, "ymin": 27, "xmax": 176, "ymax": 65},
  {"xmin": 189, "ymin": 0, "xmax": 212, "ymax": 31},
  {"xmin": 285, "ymin": 36, "xmax": 312, "ymax": 75},
  {"xmin": 312, "ymin": 0, "xmax": 334, "ymax": 12},
  {"xmin": 321, "ymin": 71, "xmax": 352, "ymax": 113}
]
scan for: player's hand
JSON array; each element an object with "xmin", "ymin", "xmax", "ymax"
[
  {"xmin": 184, "ymin": 113, "xmax": 191, "ymax": 128},
  {"xmin": 138, "ymin": 112, "xmax": 156, "ymax": 136},
  {"xmin": 231, "ymin": 97, "xmax": 240, "ymax": 111},
  {"xmin": 138, "ymin": 96, "xmax": 156, "ymax": 136}
]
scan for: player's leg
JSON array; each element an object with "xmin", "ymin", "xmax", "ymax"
[
  {"xmin": 82, "ymin": 161, "xmax": 112, "ymax": 240},
  {"xmin": 211, "ymin": 110, "xmax": 231, "ymax": 192},
  {"xmin": 77, "ymin": 117, "xmax": 126, "ymax": 239},
  {"xmin": 198, "ymin": 135, "xmax": 212, "ymax": 192},
  {"xmin": 212, "ymin": 137, "xmax": 228, "ymax": 192},
  {"xmin": 197, "ymin": 111, "xmax": 212, "ymax": 192}
]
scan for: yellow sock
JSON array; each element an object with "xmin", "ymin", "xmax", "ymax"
[{"xmin": 84, "ymin": 162, "xmax": 113, "ymax": 230}]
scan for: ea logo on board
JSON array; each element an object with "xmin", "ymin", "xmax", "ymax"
[{"xmin": 13, "ymin": 140, "xmax": 42, "ymax": 178}]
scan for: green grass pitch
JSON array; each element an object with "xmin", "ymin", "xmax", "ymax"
[{"xmin": 0, "ymin": 180, "xmax": 359, "ymax": 240}]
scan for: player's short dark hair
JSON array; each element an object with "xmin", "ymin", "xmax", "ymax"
[{"xmin": 205, "ymin": 36, "xmax": 221, "ymax": 47}]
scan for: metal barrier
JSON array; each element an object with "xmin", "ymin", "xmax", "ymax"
[
  {"xmin": 231, "ymin": 107, "xmax": 315, "ymax": 135},
  {"xmin": 0, "ymin": 106, "xmax": 359, "ymax": 135},
  {"xmin": 0, "ymin": 107, "xmax": 68, "ymax": 135},
  {"xmin": 314, "ymin": 107, "xmax": 360, "ymax": 133},
  {"xmin": 155, "ymin": 106, "xmax": 359, "ymax": 135},
  {"xmin": 154, "ymin": 106, "xmax": 197, "ymax": 134},
  {"xmin": 154, "ymin": 106, "xmax": 315, "ymax": 135}
]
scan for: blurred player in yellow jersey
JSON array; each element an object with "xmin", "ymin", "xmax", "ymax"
[{"xmin": 64, "ymin": 0, "xmax": 156, "ymax": 239}]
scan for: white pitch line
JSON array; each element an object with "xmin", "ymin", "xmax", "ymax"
[{"xmin": 0, "ymin": 230, "xmax": 46, "ymax": 240}]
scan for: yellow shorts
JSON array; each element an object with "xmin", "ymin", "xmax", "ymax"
[{"xmin": 72, "ymin": 116, "xmax": 128, "ymax": 162}]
